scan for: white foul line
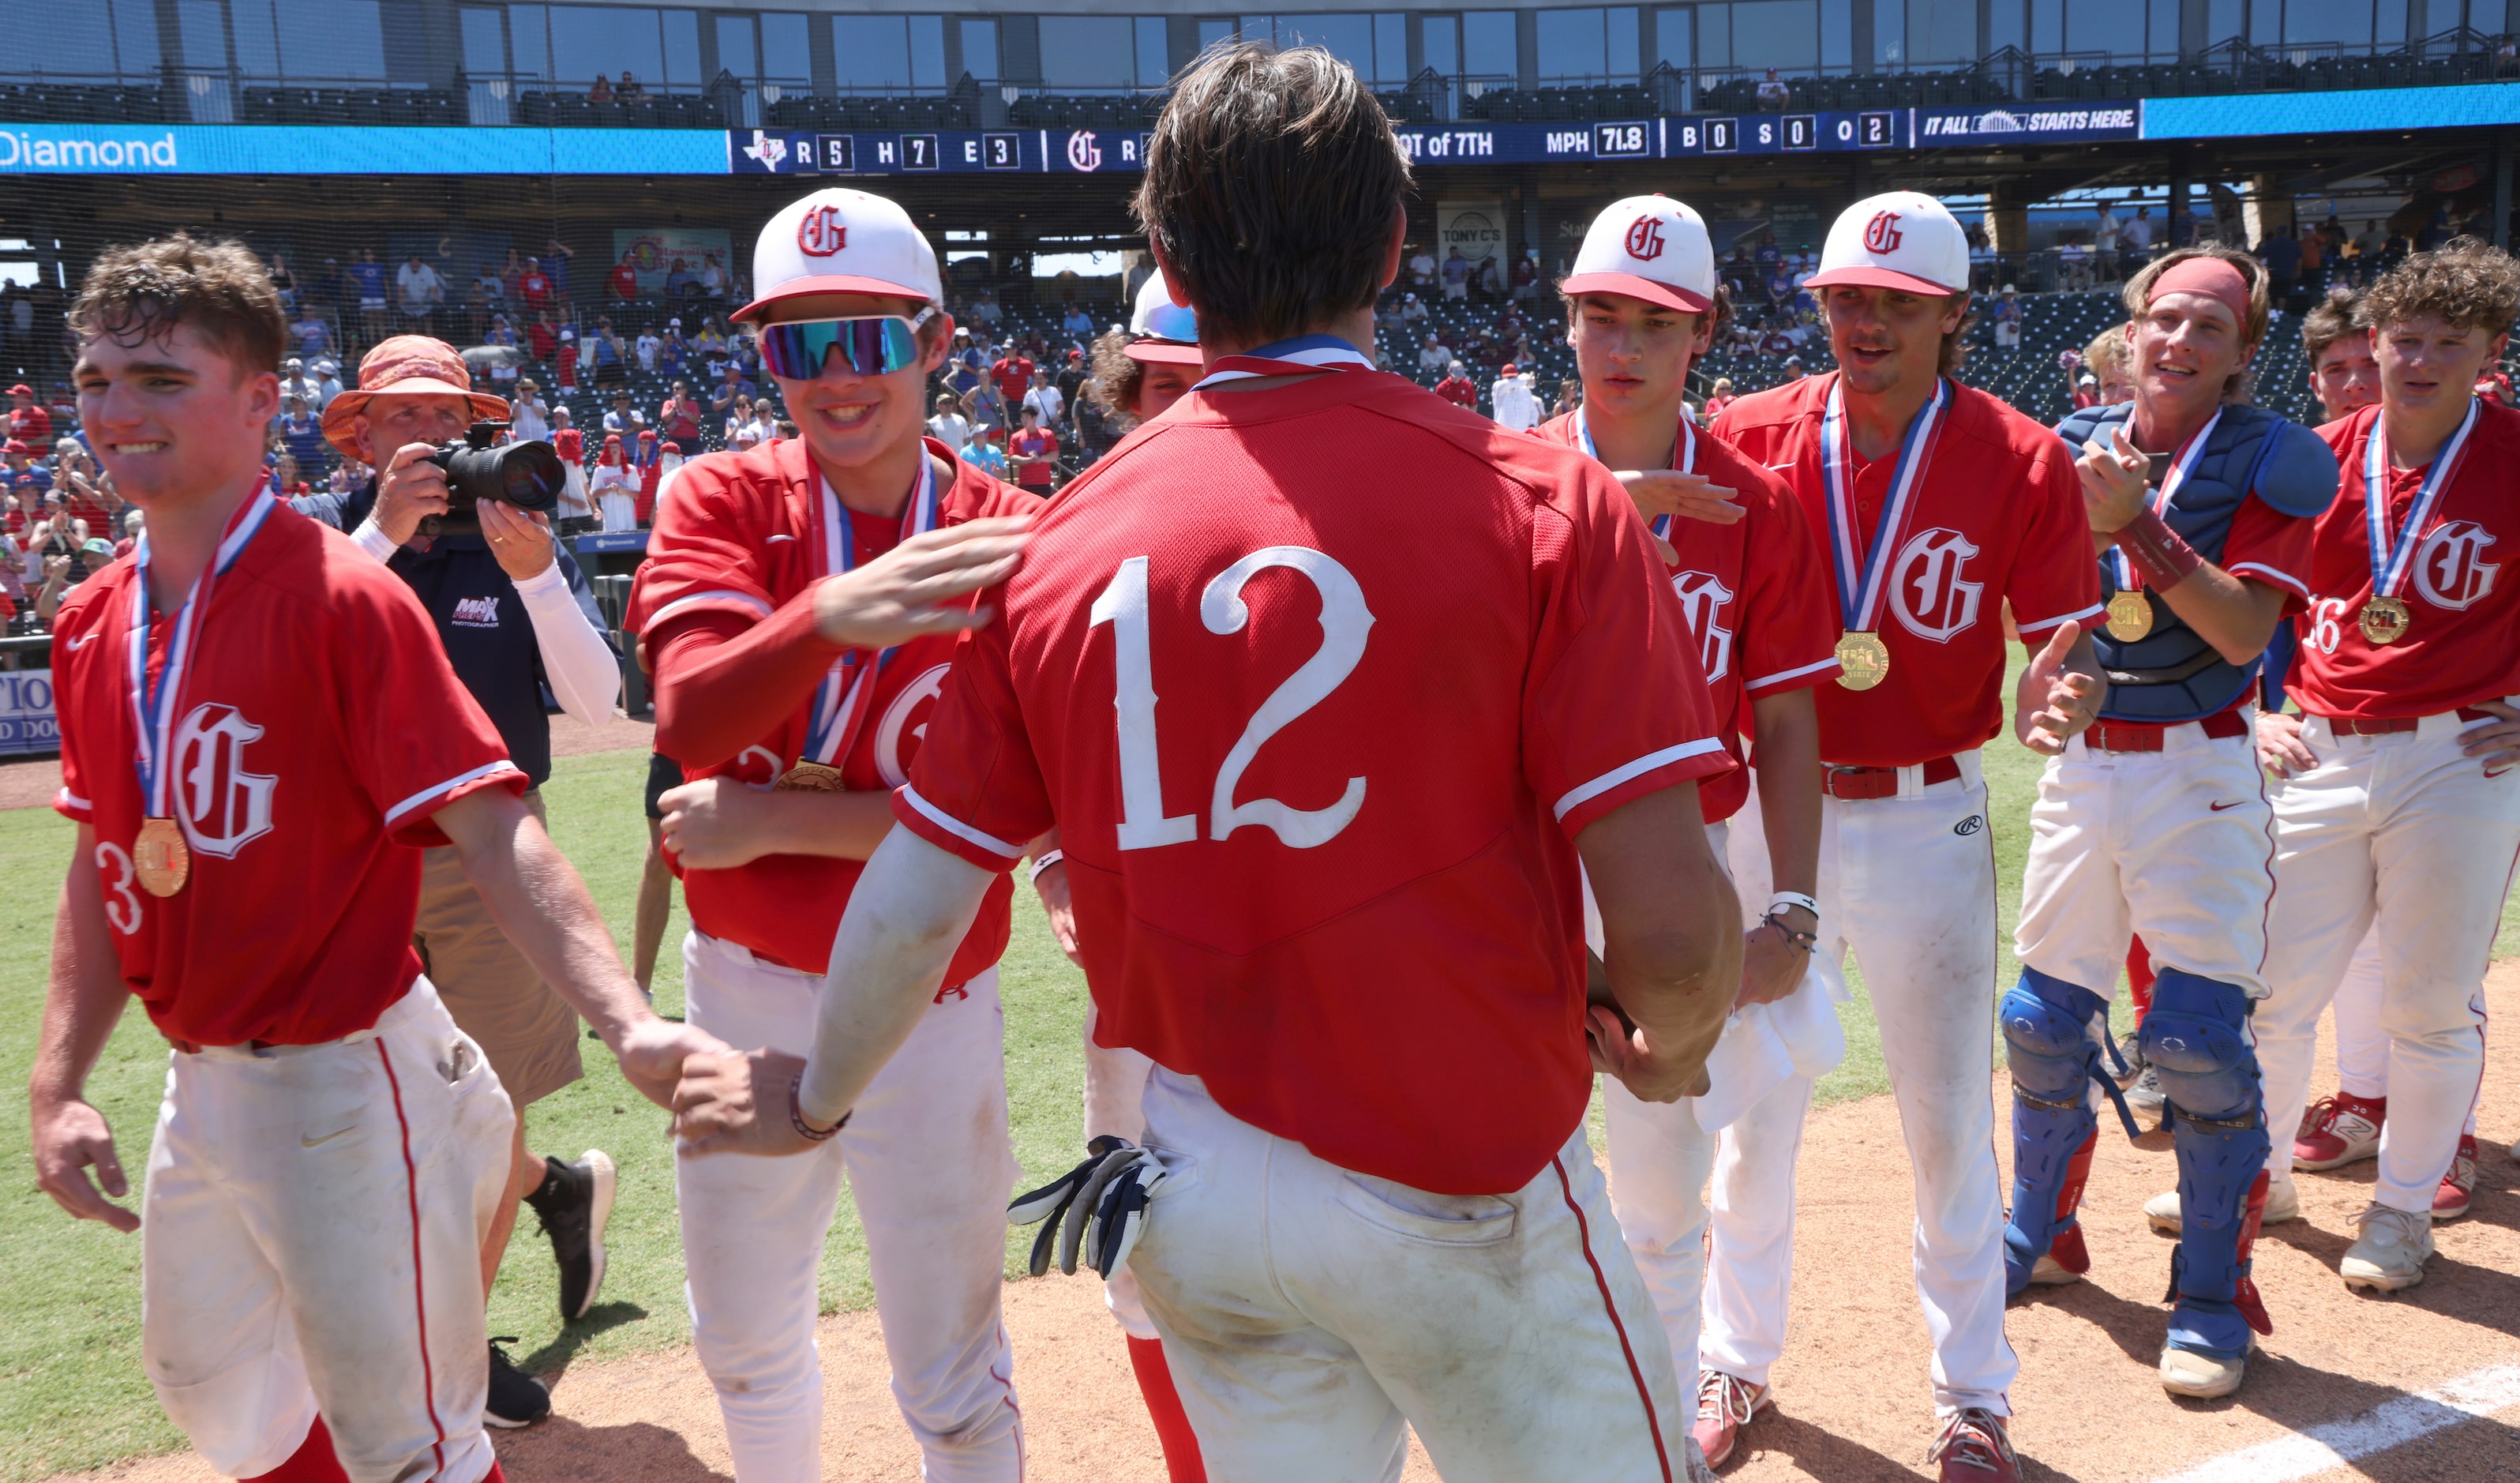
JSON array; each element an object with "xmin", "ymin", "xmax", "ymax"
[{"xmin": 2150, "ymin": 1364, "xmax": 2520, "ymax": 1483}]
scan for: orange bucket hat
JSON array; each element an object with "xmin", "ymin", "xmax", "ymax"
[{"xmin": 321, "ymin": 335, "xmax": 512, "ymax": 460}]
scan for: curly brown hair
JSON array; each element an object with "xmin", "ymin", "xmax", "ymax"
[
  {"xmin": 2300, "ymin": 285, "xmax": 2362, "ymax": 362},
  {"xmin": 2356, "ymin": 236, "xmax": 2520, "ymax": 336},
  {"xmin": 1086, "ymin": 328, "xmax": 1147, "ymax": 420},
  {"xmin": 68, "ymin": 233, "xmax": 286, "ymax": 378}
]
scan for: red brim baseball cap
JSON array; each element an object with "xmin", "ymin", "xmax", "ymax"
[
  {"xmin": 1123, "ymin": 338, "xmax": 1203, "ymax": 366},
  {"xmin": 1558, "ymin": 271, "xmax": 1712, "ymax": 314},
  {"xmin": 730, "ymin": 272, "xmax": 935, "ymax": 325},
  {"xmin": 1803, "ymin": 265, "xmax": 1963, "ymax": 296}
]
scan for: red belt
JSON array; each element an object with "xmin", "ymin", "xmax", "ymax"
[
  {"xmin": 1821, "ymin": 756, "xmax": 1961, "ymax": 801},
  {"xmin": 2084, "ymin": 709, "xmax": 2251, "ymax": 753},
  {"xmin": 2319, "ymin": 707, "xmax": 2494, "ymax": 737}
]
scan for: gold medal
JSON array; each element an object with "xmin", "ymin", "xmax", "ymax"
[
  {"xmin": 1835, "ymin": 631, "xmax": 1891, "ymax": 690},
  {"xmin": 134, "ymin": 817, "xmax": 189, "ymax": 897},
  {"xmin": 2105, "ymin": 589, "xmax": 2154, "ymax": 642},
  {"xmin": 774, "ymin": 761, "xmax": 849, "ymax": 793},
  {"xmin": 2357, "ymin": 595, "xmax": 2412, "ymax": 646}
]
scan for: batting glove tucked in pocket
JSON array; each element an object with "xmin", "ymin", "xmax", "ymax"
[{"xmin": 1008, "ymin": 1135, "xmax": 1164, "ymax": 1279}]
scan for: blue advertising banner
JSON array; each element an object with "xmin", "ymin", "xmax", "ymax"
[
  {"xmin": 2144, "ymin": 81, "xmax": 2520, "ymax": 139},
  {"xmin": 0, "ymin": 669, "xmax": 57, "ymax": 757},
  {"xmin": 0, "ymin": 124, "xmax": 726, "ymax": 175}
]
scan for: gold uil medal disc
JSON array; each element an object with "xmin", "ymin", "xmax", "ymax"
[
  {"xmin": 774, "ymin": 761, "xmax": 850, "ymax": 793},
  {"xmin": 1835, "ymin": 631, "xmax": 1891, "ymax": 691},
  {"xmin": 134, "ymin": 817, "xmax": 189, "ymax": 897},
  {"xmin": 2357, "ymin": 595, "xmax": 2411, "ymax": 646},
  {"xmin": 2105, "ymin": 590, "xmax": 2154, "ymax": 642}
]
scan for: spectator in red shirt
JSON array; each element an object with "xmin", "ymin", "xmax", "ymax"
[
  {"xmin": 608, "ymin": 253, "xmax": 639, "ymax": 306},
  {"xmin": 657, "ymin": 380, "xmax": 704, "ymax": 454},
  {"xmin": 527, "ymin": 309, "xmax": 557, "ymax": 362},
  {"xmin": 1434, "ymin": 359, "xmax": 1478, "ymax": 410},
  {"xmin": 9, "ymin": 384, "xmax": 51, "ymax": 445},
  {"xmin": 519, "ymin": 259, "xmax": 553, "ymax": 313},
  {"xmin": 991, "ymin": 346, "xmax": 1035, "ymax": 406},
  {"xmin": 1009, "ymin": 405, "xmax": 1059, "ymax": 496}
]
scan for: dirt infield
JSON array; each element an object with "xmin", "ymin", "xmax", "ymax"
[{"xmin": 49, "ymin": 967, "xmax": 2520, "ymax": 1483}]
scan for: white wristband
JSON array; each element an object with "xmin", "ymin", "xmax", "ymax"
[
  {"xmin": 1767, "ymin": 891, "xmax": 1819, "ymax": 918},
  {"xmin": 1028, "ymin": 849, "xmax": 1065, "ymax": 885}
]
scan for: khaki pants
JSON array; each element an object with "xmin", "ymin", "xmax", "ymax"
[{"xmin": 414, "ymin": 788, "xmax": 584, "ymax": 1108}]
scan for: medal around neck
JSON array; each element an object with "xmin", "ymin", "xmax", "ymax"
[
  {"xmin": 1821, "ymin": 377, "xmax": 1946, "ymax": 691},
  {"xmin": 1835, "ymin": 631, "xmax": 1891, "ymax": 690},
  {"xmin": 2104, "ymin": 409, "xmax": 2214, "ymax": 645},
  {"xmin": 135, "ymin": 817, "xmax": 189, "ymax": 896},
  {"xmin": 2357, "ymin": 399, "xmax": 2478, "ymax": 651},
  {"xmin": 2357, "ymin": 595, "xmax": 2411, "ymax": 646},
  {"xmin": 2105, "ymin": 589, "xmax": 2154, "ymax": 642},
  {"xmin": 775, "ymin": 760, "xmax": 849, "ymax": 792}
]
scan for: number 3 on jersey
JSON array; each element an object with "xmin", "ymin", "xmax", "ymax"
[{"xmin": 1090, "ymin": 546, "xmax": 1374, "ymax": 851}]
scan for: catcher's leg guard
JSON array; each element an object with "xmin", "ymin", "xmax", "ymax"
[
  {"xmin": 2001, "ymin": 968, "xmax": 2108, "ymax": 1295},
  {"xmin": 2140, "ymin": 967, "xmax": 2274, "ymax": 1359}
]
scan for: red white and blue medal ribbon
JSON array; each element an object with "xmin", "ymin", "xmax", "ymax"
[
  {"xmin": 2363, "ymin": 396, "xmax": 2478, "ymax": 602},
  {"xmin": 801, "ymin": 453, "xmax": 939, "ymax": 770},
  {"xmin": 2111, "ymin": 407, "xmax": 2220, "ymax": 592},
  {"xmin": 1577, "ymin": 411, "xmax": 1697, "ymax": 540},
  {"xmin": 1821, "ymin": 375, "xmax": 1948, "ymax": 634},
  {"xmin": 127, "ymin": 488, "xmax": 279, "ymax": 820},
  {"xmin": 1190, "ymin": 334, "xmax": 1373, "ymax": 390}
]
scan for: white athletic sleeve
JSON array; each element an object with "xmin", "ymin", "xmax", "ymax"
[{"xmin": 512, "ymin": 559, "xmax": 622, "ymax": 726}]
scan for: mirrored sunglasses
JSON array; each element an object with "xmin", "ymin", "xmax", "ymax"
[{"xmin": 756, "ymin": 307, "xmax": 936, "ymax": 380}]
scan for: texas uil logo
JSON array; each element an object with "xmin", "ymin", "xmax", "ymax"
[
  {"xmin": 1625, "ymin": 215, "xmax": 1667, "ymax": 262},
  {"xmin": 1067, "ymin": 131, "xmax": 1103, "ymax": 172},
  {"xmin": 795, "ymin": 204, "xmax": 847, "ymax": 257},
  {"xmin": 1671, "ymin": 570, "xmax": 1735, "ymax": 681},
  {"xmin": 1863, "ymin": 211, "xmax": 1904, "ymax": 254},
  {"xmin": 876, "ymin": 663, "xmax": 951, "ymax": 788},
  {"xmin": 171, "ymin": 702, "xmax": 275, "ymax": 859},
  {"xmin": 1888, "ymin": 527, "xmax": 1983, "ymax": 641},
  {"xmin": 2413, "ymin": 520, "xmax": 2499, "ymax": 610}
]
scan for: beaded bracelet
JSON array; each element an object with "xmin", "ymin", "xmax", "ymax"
[{"xmin": 789, "ymin": 1072, "xmax": 849, "ymax": 1143}]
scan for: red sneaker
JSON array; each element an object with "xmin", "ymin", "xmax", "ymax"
[
  {"xmin": 1928, "ymin": 1409, "xmax": 2020, "ymax": 1483},
  {"xmin": 1692, "ymin": 1368, "xmax": 1770, "ymax": 1469},
  {"xmin": 2293, "ymin": 1092, "xmax": 2385, "ymax": 1170},
  {"xmin": 2433, "ymin": 1136, "xmax": 2478, "ymax": 1222}
]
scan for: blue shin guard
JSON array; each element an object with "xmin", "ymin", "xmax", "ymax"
[
  {"xmin": 2001, "ymin": 968, "xmax": 2114, "ymax": 1296},
  {"xmin": 2139, "ymin": 967, "xmax": 2274, "ymax": 1358}
]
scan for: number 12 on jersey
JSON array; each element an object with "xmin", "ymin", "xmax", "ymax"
[{"xmin": 1089, "ymin": 546, "xmax": 1374, "ymax": 852}]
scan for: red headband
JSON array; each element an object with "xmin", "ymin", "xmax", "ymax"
[{"xmin": 2147, "ymin": 257, "xmax": 2252, "ymax": 326}]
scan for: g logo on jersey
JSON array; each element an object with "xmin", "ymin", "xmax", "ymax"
[
  {"xmin": 1625, "ymin": 216, "xmax": 1667, "ymax": 261},
  {"xmin": 876, "ymin": 663, "xmax": 951, "ymax": 788},
  {"xmin": 1890, "ymin": 527, "xmax": 1982, "ymax": 642},
  {"xmin": 172, "ymin": 702, "xmax": 275, "ymax": 859},
  {"xmin": 1671, "ymin": 570, "xmax": 1736, "ymax": 681},
  {"xmin": 2413, "ymin": 520, "xmax": 2499, "ymax": 610}
]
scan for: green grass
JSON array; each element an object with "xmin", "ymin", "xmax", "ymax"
[{"xmin": 5, "ymin": 710, "xmax": 2518, "ymax": 1481}]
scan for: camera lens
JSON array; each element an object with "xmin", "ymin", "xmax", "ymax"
[{"xmin": 494, "ymin": 442, "xmax": 565, "ymax": 508}]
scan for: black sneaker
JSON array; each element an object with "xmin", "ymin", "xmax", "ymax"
[
  {"xmin": 523, "ymin": 1149, "xmax": 616, "ymax": 1321},
  {"xmin": 485, "ymin": 1338, "xmax": 550, "ymax": 1429}
]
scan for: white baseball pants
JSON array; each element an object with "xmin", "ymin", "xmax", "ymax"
[
  {"xmin": 141, "ymin": 979, "xmax": 512, "ymax": 1483},
  {"xmin": 2321, "ymin": 928, "xmax": 2477, "ymax": 1133},
  {"xmin": 2014, "ymin": 720, "xmax": 2276, "ymax": 998},
  {"xmin": 1705, "ymin": 754, "xmax": 2017, "ymax": 1416},
  {"xmin": 1131, "ymin": 1068, "xmax": 1689, "ymax": 1483},
  {"xmin": 2258, "ymin": 710, "xmax": 2519, "ymax": 1215},
  {"xmin": 675, "ymin": 933, "xmax": 1024, "ymax": 1483}
]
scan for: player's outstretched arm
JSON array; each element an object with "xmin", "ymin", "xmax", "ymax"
[
  {"xmin": 2015, "ymin": 621, "xmax": 2102, "ymax": 757},
  {"xmin": 674, "ymin": 827, "xmax": 993, "ymax": 1155},
  {"xmin": 434, "ymin": 787, "xmax": 730, "ymax": 1109},
  {"xmin": 1578, "ymin": 782, "xmax": 1741, "ymax": 1102},
  {"xmin": 29, "ymin": 830, "xmax": 140, "ymax": 1233}
]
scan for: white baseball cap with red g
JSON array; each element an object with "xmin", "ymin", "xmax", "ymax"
[
  {"xmin": 733, "ymin": 186, "xmax": 942, "ymax": 324},
  {"xmin": 1561, "ymin": 194, "xmax": 1717, "ymax": 313},
  {"xmin": 1808, "ymin": 190, "xmax": 1971, "ymax": 297}
]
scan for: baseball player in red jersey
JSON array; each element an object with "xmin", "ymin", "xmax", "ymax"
[
  {"xmin": 1708, "ymin": 192, "xmax": 2105, "ymax": 1482},
  {"xmin": 622, "ymin": 186, "xmax": 1035, "ymax": 1483},
  {"xmin": 676, "ymin": 45, "xmax": 1744, "ymax": 1483},
  {"xmin": 2008, "ymin": 247, "xmax": 2335, "ymax": 1400},
  {"xmin": 29, "ymin": 238, "xmax": 722, "ymax": 1483},
  {"xmin": 2243, "ymin": 239, "xmax": 2520, "ymax": 1291},
  {"xmin": 1529, "ymin": 194, "xmax": 1843, "ymax": 1470}
]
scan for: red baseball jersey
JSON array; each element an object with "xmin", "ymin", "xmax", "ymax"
[
  {"xmin": 1714, "ymin": 373, "xmax": 2104, "ymax": 768},
  {"xmin": 2291, "ymin": 401, "xmax": 2520, "ymax": 719},
  {"xmin": 626, "ymin": 436, "xmax": 1026, "ymax": 979},
  {"xmin": 897, "ymin": 367, "xmax": 1733, "ymax": 1196},
  {"xmin": 1533, "ymin": 410, "xmax": 1841, "ymax": 821},
  {"xmin": 52, "ymin": 498, "xmax": 523, "ymax": 1047}
]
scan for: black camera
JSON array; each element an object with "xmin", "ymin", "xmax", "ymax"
[{"xmin": 426, "ymin": 421, "xmax": 565, "ymax": 514}]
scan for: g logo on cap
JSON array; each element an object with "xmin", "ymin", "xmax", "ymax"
[
  {"xmin": 797, "ymin": 205, "xmax": 847, "ymax": 258},
  {"xmin": 1625, "ymin": 216, "xmax": 1666, "ymax": 262},
  {"xmin": 1863, "ymin": 211, "xmax": 1904, "ymax": 254}
]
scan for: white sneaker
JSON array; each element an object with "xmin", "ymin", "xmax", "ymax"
[
  {"xmin": 2144, "ymin": 1179, "xmax": 2301, "ymax": 1235},
  {"xmin": 2339, "ymin": 1203, "xmax": 2434, "ymax": 1292},
  {"xmin": 2159, "ymin": 1343, "xmax": 2248, "ymax": 1399},
  {"xmin": 2029, "ymin": 1252, "xmax": 2083, "ymax": 1286}
]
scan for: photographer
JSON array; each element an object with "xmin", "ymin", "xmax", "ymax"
[{"xmin": 303, "ymin": 335, "xmax": 624, "ymax": 1427}]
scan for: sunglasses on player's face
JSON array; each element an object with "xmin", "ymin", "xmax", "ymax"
[{"xmin": 755, "ymin": 306, "xmax": 937, "ymax": 381}]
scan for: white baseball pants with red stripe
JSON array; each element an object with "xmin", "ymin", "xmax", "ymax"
[
  {"xmin": 2323, "ymin": 926, "xmax": 2481, "ymax": 1134},
  {"xmin": 1704, "ymin": 754, "xmax": 2019, "ymax": 1417},
  {"xmin": 2257, "ymin": 709, "xmax": 2519, "ymax": 1215},
  {"xmin": 674, "ymin": 933, "xmax": 1023, "ymax": 1483},
  {"xmin": 141, "ymin": 979, "xmax": 512, "ymax": 1483},
  {"xmin": 1128, "ymin": 1068, "xmax": 1691, "ymax": 1483}
]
